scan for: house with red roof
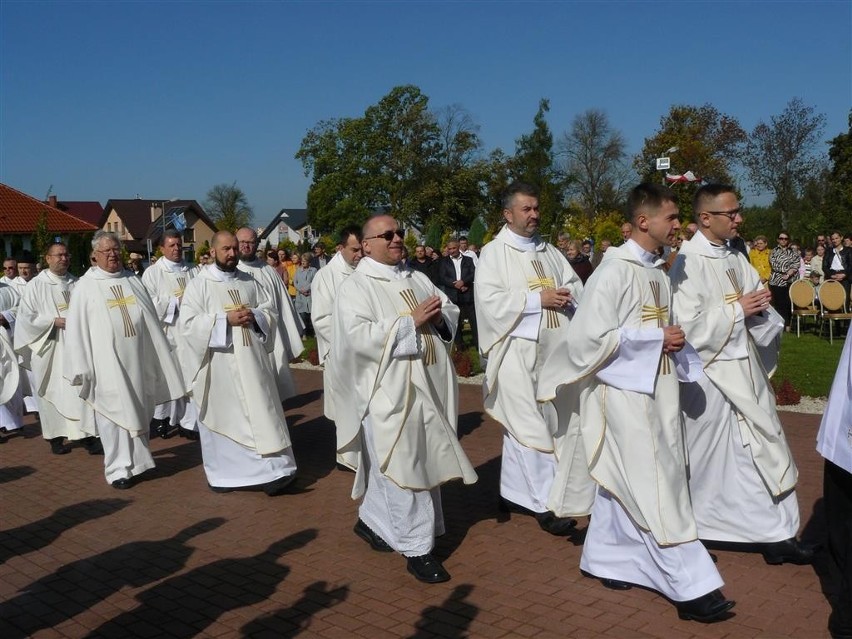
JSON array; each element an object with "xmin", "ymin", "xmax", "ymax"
[{"xmin": 0, "ymin": 183, "xmax": 99, "ymax": 264}]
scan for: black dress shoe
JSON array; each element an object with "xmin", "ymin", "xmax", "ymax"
[
  {"xmin": 675, "ymin": 590, "xmax": 735, "ymax": 622},
  {"xmin": 178, "ymin": 426, "xmax": 200, "ymax": 441},
  {"xmin": 111, "ymin": 477, "xmax": 133, "ymax": 490},
  {"xmin": 500, "ymin": 498, "xmax": 577, "ymax": 536},
  {"xmin": 263, "ymin": 474, "xmax": 297, "ymax": 496},
  {"xmin": 49, "ymin": 437, "xmax": 70, "ymax": 455},
  {"xmin": 353, "ymin": 519, "xmax": 393, "ymax": 552},
  {"xmin": 581, "ymin": 570, "xmax": 632, "ymax": 590},
  {"xmin": 406, "ymin": 554, "xmax": 450, "ymax": 583},
  {"xmin": 81, "ymin": 436, "xmax": 104, "ymax": 455},
  {"xmin": 761, "ymin": 537, "xmax": 817, "ymax": 565},
  {"xmin": 209, "ymin": 484, "xmax": 234, "ymax": 493}
]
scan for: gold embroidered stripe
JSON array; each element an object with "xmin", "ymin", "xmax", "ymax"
[
  {"xmin": 529, "ymin": 260, "xmax": 560, "ymax": 329},
  {"xmin": 108, "ymin": 285, "xmax": 137, "ymax": 337},
  {"xmin": 226, "ymin": 289, "xmax": 252, "ymax": 346},
  {"xmin": 398, "ymin": 288, "xmax": 437, "ymax": 366}
]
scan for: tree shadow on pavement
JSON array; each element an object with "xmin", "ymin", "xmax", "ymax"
[
  {"xmin": 408, "ymin": 584, "xmax": 478, "ymax": 639},
  {"xmin": 457, "ymin": 411, "xmax": 485, "ymax": 439},
  {"xmin": 0, "ymin": 498, "xmax": 131, "ymax": 566},
  {"xmin": 286, "ymin": 416, "xmax": 338, "ymax": 488},
  {"xmin": 0, "ymin": 465, "xmax": 35, "ymax": 484},
  {"xmin": 284, "ymin": 388, "xmax": 324, "ymax": 411},
  {"xmin": 435, "ymin": 456, "xmax": 502, "ymax": 559},
  {"xmin": 80, "ymin": 528, "xmax": 319, "ymax": 639},
  {"xmin": 239, "ymin": 579, "xmax": 349, "ymax": 637},
  {"xmin": 150, "ymin": 440, "xmax": 204, "ymax": 479},
  {"xmin": 0, "ymin": 517, "xmax": 225, "ymax": 639}
]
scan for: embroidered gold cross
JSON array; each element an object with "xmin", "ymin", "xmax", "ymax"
[
  {"xmin": 399, "ymin": 288, "xmax": 437, "ymax": 366},
  {"xmin": 224, "ymin": 289, "xmax": 252, "ymax": 346},
  {"xmin": 527, "ymin": 260, "xmax": 560, "ymax": 329},
  {"xmin": 643, "ymin": 280, "xmax": 671, "ymax": 375},
  {"xmin": 57, "ymin": 290, "xmax": 70, "ymax": 313},
  {"xmin": 107, "ymin": 285, "xmax": 137, "ymax": 337},
  {"xmin": 724, "ymin": 268, "xmax": 744, "ymax": 304},
  {"xmin": 173, "ymin": 276, "xmax": 187, "ymax": 299}
]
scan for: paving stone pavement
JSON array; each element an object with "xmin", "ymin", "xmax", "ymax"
[{"xmin": 0, "ymin": 369, "xmax": 834, "ymax": 638}]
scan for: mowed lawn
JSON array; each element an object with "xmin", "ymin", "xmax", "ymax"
[{"xmin": 776, "ymin": 329, "xmax": 847, "ymax": 397}]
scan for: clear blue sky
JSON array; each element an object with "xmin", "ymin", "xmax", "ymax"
[{"xmin": 1, "ymin": 0, "xmax": 849, "ymax": 228}]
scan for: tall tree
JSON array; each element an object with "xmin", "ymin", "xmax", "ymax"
[
  {"xmin": 559, "ymin": 108, "xmax": 632, "ymax": 218},
  {"xmin": 205, "ymin": 182, "xmax": 253, "ymax": 232},
  {"xmin": 743, "ymin": 97, "xmax": 827, "ymax": 230},
  {"xmin": 821, "ymin": 109, "xmax": 851, "ymax": 233},
  {"xmin": 509, "ymin": 99, "xmax": 566, "ymax": 238},
  {"xmin": 635, "ymin": 104, "xmax": 746, "ymax": 219}
]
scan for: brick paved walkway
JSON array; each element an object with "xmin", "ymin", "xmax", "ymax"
[{"xmin": 0, "ymin": 369, "xmax": 833, "ymax": 638}]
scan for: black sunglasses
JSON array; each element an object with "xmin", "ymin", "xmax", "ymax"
[{"xmin": 365, "ymin": 229, "xmax": 405, "ymax": 242}]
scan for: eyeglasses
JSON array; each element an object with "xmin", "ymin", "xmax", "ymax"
[
  {"xmin": 96, "ymin": 248, "xmax": 121, "ymax": 255},
  {"xmin": 365, "ymin": 229, "xmax": 405, "ymax": 242},
  {"xmin": 705, "ymin": 208, "xmax": 743, "ymax": 221},
  {"xmin": 777, "ymin": 236, "xmax": 789, "ymax": 241}
]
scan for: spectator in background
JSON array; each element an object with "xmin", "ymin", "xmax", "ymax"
[
  {"xmin": 591, "ymin": 239, "xmax": 611, "ymax": 268},
  {"xmin": 294, "ymin": 252, "xmax": 317, "ymax": 336},
  {"xmin": 825, "ymin": 231, "xmax": 852, "ymax": 295},
  {"xmin": 845, "ymin": 233, "xmax": 852, "ymax": 249},
  {"xmin": 565, "ymin": 240, "xmax": 594, "ymax": 284},
  {"xmin": 749, "ymin": 235, "xmax": 771, "ymax": 285},
  {"xmin": 812, "ymin": 244, "xmax": 826, "ymax": 285},
  {"xmin": 408, "ymin": 245, "xmax": 437, "ymax": 283},
  {"xmin": 459, "ymin": 236, "xmax": 479, "ymax": 267},
  {"xmin": 620, "ymin": 222, "xmax": 632, "ymax": 243},
  {"xmin": 581, "ymin": 239, "xmax": 594, "ymax": 260},
  {"xmin": 266, "ymin": 250, "xmax": 289, "ymax": 287},
  {"xmin": 769, "ymin": 232, "xmax": 800, "ymax": 331},
  {"xmin": 556, "ymin": 232, "xmax": 571, "ymax": 257},
  {"xmin": 286, "ymin": 253, "xmax": 298, "ymax": 300},
  {"xmin": 728, "ymin": 229, "xmax": 749, "ymax": 258},
  {"xmin": 437, "ymin": 240, "xmax": 477, "ymax": 348},
  {"xmin": 310, "ymin": 244, "xmax": 328, "ymax": 270},
  {"xmin": 424, "ymin": 246, "xmax": 438, "ymax": 262},
  {"xmin": 128, "ymin": 253, "xmax": 145, "ymax": 277},
  {"xmin": 684, "ymin": 222, "xmax": 699, "ymax": 240},
  {"xmin": 800, "ymin": 248, "xmax": 815, "ymax": 281}
]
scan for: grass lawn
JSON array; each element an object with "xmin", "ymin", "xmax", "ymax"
[{"xmin": 775, "ymin": 329, "xmax": 847, "ymax": 397}]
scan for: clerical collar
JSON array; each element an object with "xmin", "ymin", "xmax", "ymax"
[
  {"xmin": 159, "ymin": 256, "xmax": 183, "ymax": 272},
  {"xmin": 95, "ymin": 266, "xmax": 124, "ymax": 279},
  {"xmin": 503, "ymin": 226, "xmax": 540, "ymax": 251},
  {"xmin": 363, "ymin": 257, "xmax": 409, "ymax": 280},
  {"xmin": 695, "ymin": 230, "xmax": 730, "ymax": 258},
  {"xmin": 210, "ymin": 264, "xmax": 238, "ymax": 281},
  {"xmin": 625, "ymin": 239, "xmax": 665, "ymax": 268}
]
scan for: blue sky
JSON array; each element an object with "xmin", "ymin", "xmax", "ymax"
[{"xmin": 1, "ymin": 0, "xmax": 849, "ymax": 228}]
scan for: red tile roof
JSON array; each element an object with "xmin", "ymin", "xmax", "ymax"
[
  {"xmin": 53, "ymin": 200, "xmax": 104, "ymax": 227},
  {"xmin": 0, "ymin": 183, "xmax": 99, "ymax": 233}
]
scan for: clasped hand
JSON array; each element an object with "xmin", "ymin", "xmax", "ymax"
[
  {"xmin": 411, "ymin": 295, "xmax": 443, "ymax": 328},
  {"xmin": 227, "ymin": 308, "xmax": 254, "ymax": 327},
  {"xmin": 541, "ymin": 288, "xmax": 573, "ymax": 310},
  {"xmin": 737, "ymin": 289, "xmax": 772, "ymax": 318}
]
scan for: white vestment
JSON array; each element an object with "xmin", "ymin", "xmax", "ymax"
[
  {"xmin": 817, "ymin": 322, "xmax": 852, "ymax": 474},
  {"xmin": 13, "ymin": 270, "xmax": 91, "ymax": 440},
  {"xmin": 331, "ymin": 258, "xmax": 477, "ymax": 553},
  {"xmin": 7, "ymin": 277, "xmax": 37, "ymax": 412},
  {"xmin": 0, "ymin": 284, "xmax": 22, "ymax": 431},
  {"xmin": 671, "ymin": 232, "xmax": 800, "ymax": 543},
  {"xmin": 237, "ymin": 259, "xmax": 304, "ymax": 401},
  {"xmin": 475, "ymin": 225, "xmax": 593, "ymax": 515},
  {"xmin": 178, "ymin": 266, "xmax": 296, "ymax": 487},
  {"xmin": 141, "ymin": 257, "xmax": 199, "ymax": 430},
  {"xmin": 310, "ymin": 252, "xmax": 354, "ymax": 422},
  {"xmin": 548, "ymin": 241, "xmax": 722, "ymax": 599},
  {"xmin": 64, "ymin": 267, "xmax": 186, "ymax": 483}
]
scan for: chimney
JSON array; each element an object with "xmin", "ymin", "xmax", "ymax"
[
  {"xmin": 151, "ymin": 202, "xmax": 162, "ymax": 222},
  {"xmin": 48, "ymin": 195, "xmax": 58, "ymax": 208}
]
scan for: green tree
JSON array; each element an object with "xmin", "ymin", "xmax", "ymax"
[
  {"xmin": 508, "ymin": 99, "xmax": 566, "ymax": 239},
  {"xmin": 467, "ymin": 217, "xmax": 487, "ymax": 247},
  {"xmin": 32, "ymin": 210, "xmax": 53, "ymax": 265},
  {"xmin": 559, "ymin": 108, "xmax": 633, "ymax": 218},
  {"xmin": 635, "ymin": 104, "xmax": 746, "ymax": 219},
  {"xmin": 743, "ymin": 97, "xmax": 827, "ymax": 231},
  {"xmin": 205, "ymin": 182, "xmax": 253, "ymax": 232},
  {"xmin": 824, "ymin": 109, "xmax": 852, "ymax": 232}
]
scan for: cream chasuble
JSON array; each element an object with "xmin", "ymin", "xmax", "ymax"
[
  {"xmin": 0, "ymin": 283, "xmax": 18, "ymax": 406},
  {"xmin": 671, "ymin": 233, "xmax": 798, "ymax": 498},
  {"xmin": 475, "ymin": 225, "xmax": 585, "ymax": 452},
  {"xmin": 141, "ymin": 258, "xmax": 198, "ymax": 347},
  {"xmin": 63, "ymin": 268, "xmax": 187, "ymax": 436},
  {"xmin": 330, "ymin": 258, "xmax": 477, "ymax": 499},
  {"xmin": 237, "ymin": 260, "xmax": 304, "ymax": 401},
  {"xmin": 178, "ymin": 268, "xmax": 291, "ymax": 455},
  {"xmin": 310, "ymin": 252, "xmax": 354, "ymax": 421},
  {"xmin": 14, "ymin": 270, "xmax": 90, "ymax": 439},
  {"xmin": 543, "ymin": 243, "xmax": 697, "ymax": 545}
]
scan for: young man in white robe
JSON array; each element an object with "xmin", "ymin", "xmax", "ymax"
[
  {"xmin": 331, "ymin": 215, "xmax": 477, "ymax": 584},
  {"xmin": 309, "ymin": 225, "xmax": 362, "ymax": 428},
  {"xmin": 0, "ymin": 282, "xmax": 23, "ymax": 434},
  {"xmin": 14, "ymin": 242, "xmax": 101, "ymax": 455},
  {"xmin": 817, "ymin": 322, "xmax": 852, "ymax": 638},
  {"xmin": 235, "ymin": 227, "xmax": 304, "ymax": 401},
  {"xmin": 475, "ymin": 181, "xmax": 594, "ymax": 536},
  {"xmin": 670, "ymin": 184, "xmax": 813, "ymax": 565},
  {"xmin": 178, "ymin": 231, "xmax": 297, "ymax": 496},
  {"xmin": 64, "ymin": 231, "xmax": 187, "ymax": 489},
  {"xmin": 10, "ymin": 257, "xmax": 39, "ymax": 414},
  {"xmin": 542, "ymin": 183, "xmax": 734, "ymax": 622},
  {"xmin": 141, "ymin": 230, "xmax": 200, "ymax": 440}
]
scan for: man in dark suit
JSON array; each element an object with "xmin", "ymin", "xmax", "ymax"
[
  {"xmin": 408, "ymin": 245, "xmax": 436, "ymax": 284},
  {"xmin": 309, "ymin": 244, "xmax": 328, "ymax": 270},
  {"xmin": 825, "ymin": 230, "xmax": 852, "ymax": 295},
  {"xmin": 437, "ymin": 240, "xmax": 477, "ymax": 347}
]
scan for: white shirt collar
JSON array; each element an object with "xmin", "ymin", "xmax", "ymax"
[
  {"xmin": 625, "ymin": 239, "xmax": 665, "ymax": 268},
  {"xmin": 363, "ymin": 257, "xmax": 409, "ymax": 280},
  {"xmin": 210, "ymin": 264, "xmax": 238, "ymax": 281},
  {"xmin": 503, "ymin": 226, "xmax": 541, "ymax": 251}
]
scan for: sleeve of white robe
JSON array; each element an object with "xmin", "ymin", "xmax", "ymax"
[{"xmin": 13, "ymin": 279, "xmax": 56, "ymax": 360}]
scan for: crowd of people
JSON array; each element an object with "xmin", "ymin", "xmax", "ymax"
[{"xmin": 0, "ymin": 182, "xmax": 850, "ymax": 633}]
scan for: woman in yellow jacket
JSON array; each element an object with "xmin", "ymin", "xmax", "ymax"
[{"xmin": 749, "ymin": 235, "xmax": 771, "ymax": 284}]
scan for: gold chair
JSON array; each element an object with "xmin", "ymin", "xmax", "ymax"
[
  {"xmin": 817, "ymin": 280, "xmax": 852, "ymax": 343},
  {"xmin": 789, "ymin": 280, "xmax": 819, "ymax": 337}
]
